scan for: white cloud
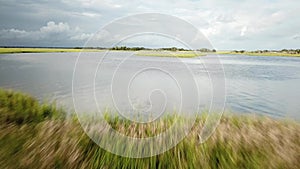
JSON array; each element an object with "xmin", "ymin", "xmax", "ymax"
[
  {"xmin": 0, "ymin": 29, "xmax": 28, "ymax": 39},
  {"xmin": 240, "ymin": 26, "xmax": 248, "ymax": 37},
  {"xmin": 71, "ymin": 33, "xmax": 94, "ymax": 40},
  {"xmin": 0, "ymin": 21, "xmax": 90, "ymax": 46},
  {"xmin": 81, "ymin": 12, "xmax": 101, "ymax": 18},
  {"xmin": 40, "ymin": 21, "xmax": 70, "ymax": 33}
]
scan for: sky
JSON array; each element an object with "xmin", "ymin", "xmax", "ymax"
[{"xmin": 0, "ymin": 0, "xmax": 299, "ymax": 50}]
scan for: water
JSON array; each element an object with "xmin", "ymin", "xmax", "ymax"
[{"xmin": 0, "ymin": 52, "xmax": 300, "ymax": 120}]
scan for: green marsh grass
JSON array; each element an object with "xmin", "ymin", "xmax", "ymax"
[
  {"xmin": 0, "ymin": 48, "xmax": 103, "ymax": 54},
  {"xmin": 0, "ymin": 89, "xmax": 299, "ymax": 168},
  {"xmin": 2, "ymin": 48, "xmax": 300, "ymax": 58}
]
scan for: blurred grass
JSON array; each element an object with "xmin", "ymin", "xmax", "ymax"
[
  {"xmin": 0, "ymin": 48, "xmax": 103, "ymax": 54},
  {"xmin": 0, "ymin": 88, "xmax": 299, "ymax": 169},
  {"xmin": 0, "ymin": 89, "xmax": 65, "ymax": 124}
]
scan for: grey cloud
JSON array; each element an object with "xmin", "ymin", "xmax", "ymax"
[
  {"xmin": 215, "ymin": 14, "xmax": 235, "ymax": 23},
  {"xmin": 0, "ymin": 0, "xmax": 300, "ymax": 50},
  {"xmin": 293, "ymin": 35, "xmax": 300, "ymax": 40}
]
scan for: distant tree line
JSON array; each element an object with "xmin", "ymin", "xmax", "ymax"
[
  {"xmin": 232, "ymin": 49, "xmax": 300, "ymax": 54},
  {"xmin": 2, "ymin": 46, "xmax": 299, "ymax": 54},
  {"xmin": 110, "ymin": 46, "xmax": 149, "ymax": 51},
  {"xmin": 158, "ymin": 47, "xmax": 190, "ymax": 51},
  {"xmin": 0, "ymin": 46, "xmax": 216, "ymax": 52},
  {"xmin": 110, "ymin": 46, "xmax": 190, "ymax": 51},
  {"xmin": 109, "ymin": 46, "xmax": 218, "ymax": 52},
  {"xmin": 197, "ymin": 48, "xmax": 217, "ymax": 52},
  {"xmin": 278, "ymin": 49, "xmax": 300, "ymax": 54},
  {"xmin": 232, "ymin": 50, "xmax": 246, "ymax": 53},
  {"xmin": 73, "ymin": 47, "xmax": 106, "ymax": 50}
]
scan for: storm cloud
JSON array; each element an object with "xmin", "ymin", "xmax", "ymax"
[{"xmin": 0, "ymin": 0, "xmax": 299, "ymax": 50}]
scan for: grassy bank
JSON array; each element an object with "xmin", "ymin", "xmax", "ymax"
[
  {"xmin": 2, "ymin": 48, "xmax": 300, "ymax": 58},
  {"xmin": 0, "ymin": 89, "xmax": 299, "ymax": 169},
  {"xmin": 0, "ymin": 48, "xmax": 103, "ymax": 54},
  {"xmin": 0, "ymin": 48, "xmax": 202, "ymax": 58}
]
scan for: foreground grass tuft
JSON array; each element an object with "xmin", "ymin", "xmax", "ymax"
[
  {"xmin": 0, "ymin": 89, "xmax": 65, "ymax": 124},
  {"xmin": 0, "ymin": 89, "xmax": 299, "ymax": 169}
]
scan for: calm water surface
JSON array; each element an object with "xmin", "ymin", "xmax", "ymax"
[{"xmin": 0, "ymin": 52, "xmax": 299, "ymax": 120}]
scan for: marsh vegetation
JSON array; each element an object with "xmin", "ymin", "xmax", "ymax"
[
  {"xmin": 0, "ymin": 47, "xmax": 102, "ymax": 54},
  {"xmin": 0, "ymin": 89, "xmax": 299, "ymax": 169}
]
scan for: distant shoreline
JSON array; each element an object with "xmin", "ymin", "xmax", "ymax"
[
  {"xmin": 0, "ymin": 47, "xmax": 103, "ymax": 54},
  {"xmin": 1, "ymin": 47, "xmax": 300, "ymax": 58},
  {"xmin": 216, "ymin": 51, "xmax": 300, "ymax": 57}
]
